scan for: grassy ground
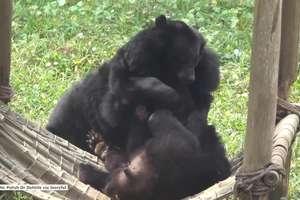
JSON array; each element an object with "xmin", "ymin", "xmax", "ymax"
[{"xmin": 1, "ymin": 0, "xmax": 299, "ymax": 199}]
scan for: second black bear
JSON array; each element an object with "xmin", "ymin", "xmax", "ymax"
[{"xmin": 79, "ymin": 110, "xmax": 231, "ymax": 200}]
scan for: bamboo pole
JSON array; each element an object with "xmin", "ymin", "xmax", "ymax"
[
  {"xmin": 270, "ymin": 0, "xmax": 300, "ymax": 199},
  {"xmin": 0, "ymin": 0, "xmax": 13, "ymax": 103},
  {"xmin": 236, "ymin": 0, "xmax": 282, "ymax": 199}
]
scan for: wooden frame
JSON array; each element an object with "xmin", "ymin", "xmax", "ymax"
[
  {"xmin": 237, "ymin": 0, "xmax": 300, "ymax": 199},
  {"xmin": 271, "ymin": 0, "xmax": 300, "ymax": 198},
  {"xmin": 239, "ymin": 0, "xmax": 282, "ymax": 198}
]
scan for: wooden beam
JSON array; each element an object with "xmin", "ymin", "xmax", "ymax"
[
  {"xmin": 0, "ymin": 0, "xmax": 12, "ymax": 103},
  {"xmin": 270, "ymin": 0, "xmax": 300, "ymax": 199},
  {"xmin": 237, "ymin": 0, "xmax": 282, "ymax": 199}
]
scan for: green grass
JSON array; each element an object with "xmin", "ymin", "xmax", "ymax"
[{"xmin": 3, "ymin": 0, "xmax": 299, "ymax": 199}]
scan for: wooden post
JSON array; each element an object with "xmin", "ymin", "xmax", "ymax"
[
  {"xmin": 270, "ymin": 0, "xmax": 300, "ymax": 199},
  {"xmin": 0, "ymin": 0, "xmax": 13, "ymax": 103},
  {"xmin": 237, "ymin": 0, "xmax": 282, "ymax": 200},
  {"xmin": 277, "ymin": 0, "xmax": 300, "ymax": 100}
]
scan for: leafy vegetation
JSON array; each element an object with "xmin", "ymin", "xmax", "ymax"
[{"xmin": 2, "ymin": 0, "xmax": 299, "ymax": 199}]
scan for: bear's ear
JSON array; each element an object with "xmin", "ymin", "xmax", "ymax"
[{"xmin": 155, "ymin": 15, "xmax": 167, "ymax": 27}]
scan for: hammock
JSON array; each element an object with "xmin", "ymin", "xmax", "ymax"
[
  {"xmin": 0, "ymin": 101, "xmax": 109, "ymax": 200},
  {"xmin": 1, "ymin": 100, "xmax": 299, "ymax": 200}
]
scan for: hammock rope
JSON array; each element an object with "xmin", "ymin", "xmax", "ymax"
[{"xmin": 234, "ymin": 163, "xmax": 285, "ymax": 199}]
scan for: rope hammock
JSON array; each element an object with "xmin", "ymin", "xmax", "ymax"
[
  {"xmin": 0, "ymin": 100, "xmax": 299, "ymax": 200},
  {"xmin": 0, "ymin": 101, "xmax": 109, "ymax": 200}
]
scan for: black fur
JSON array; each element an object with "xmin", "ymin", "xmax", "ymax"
[
  {"xmin": 46, "ymin": 15, "xmax": 219, "ymax": 153},
  {"xmin": 79, "ymin": 110, "xmax": 230, "ymax": 200}
]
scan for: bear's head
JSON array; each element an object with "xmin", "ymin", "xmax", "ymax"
[{"xmin": 123, "ymin": 15, "xmax": 206, "ymax": 85}]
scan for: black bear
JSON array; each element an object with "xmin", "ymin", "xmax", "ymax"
[
  {"xmin": 79, "ymin": 110, "xmax": 231, "ymax": 200},
  {"xmin": 47, "ymin": 15, "xmax": 219, "ymax": 156}
]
